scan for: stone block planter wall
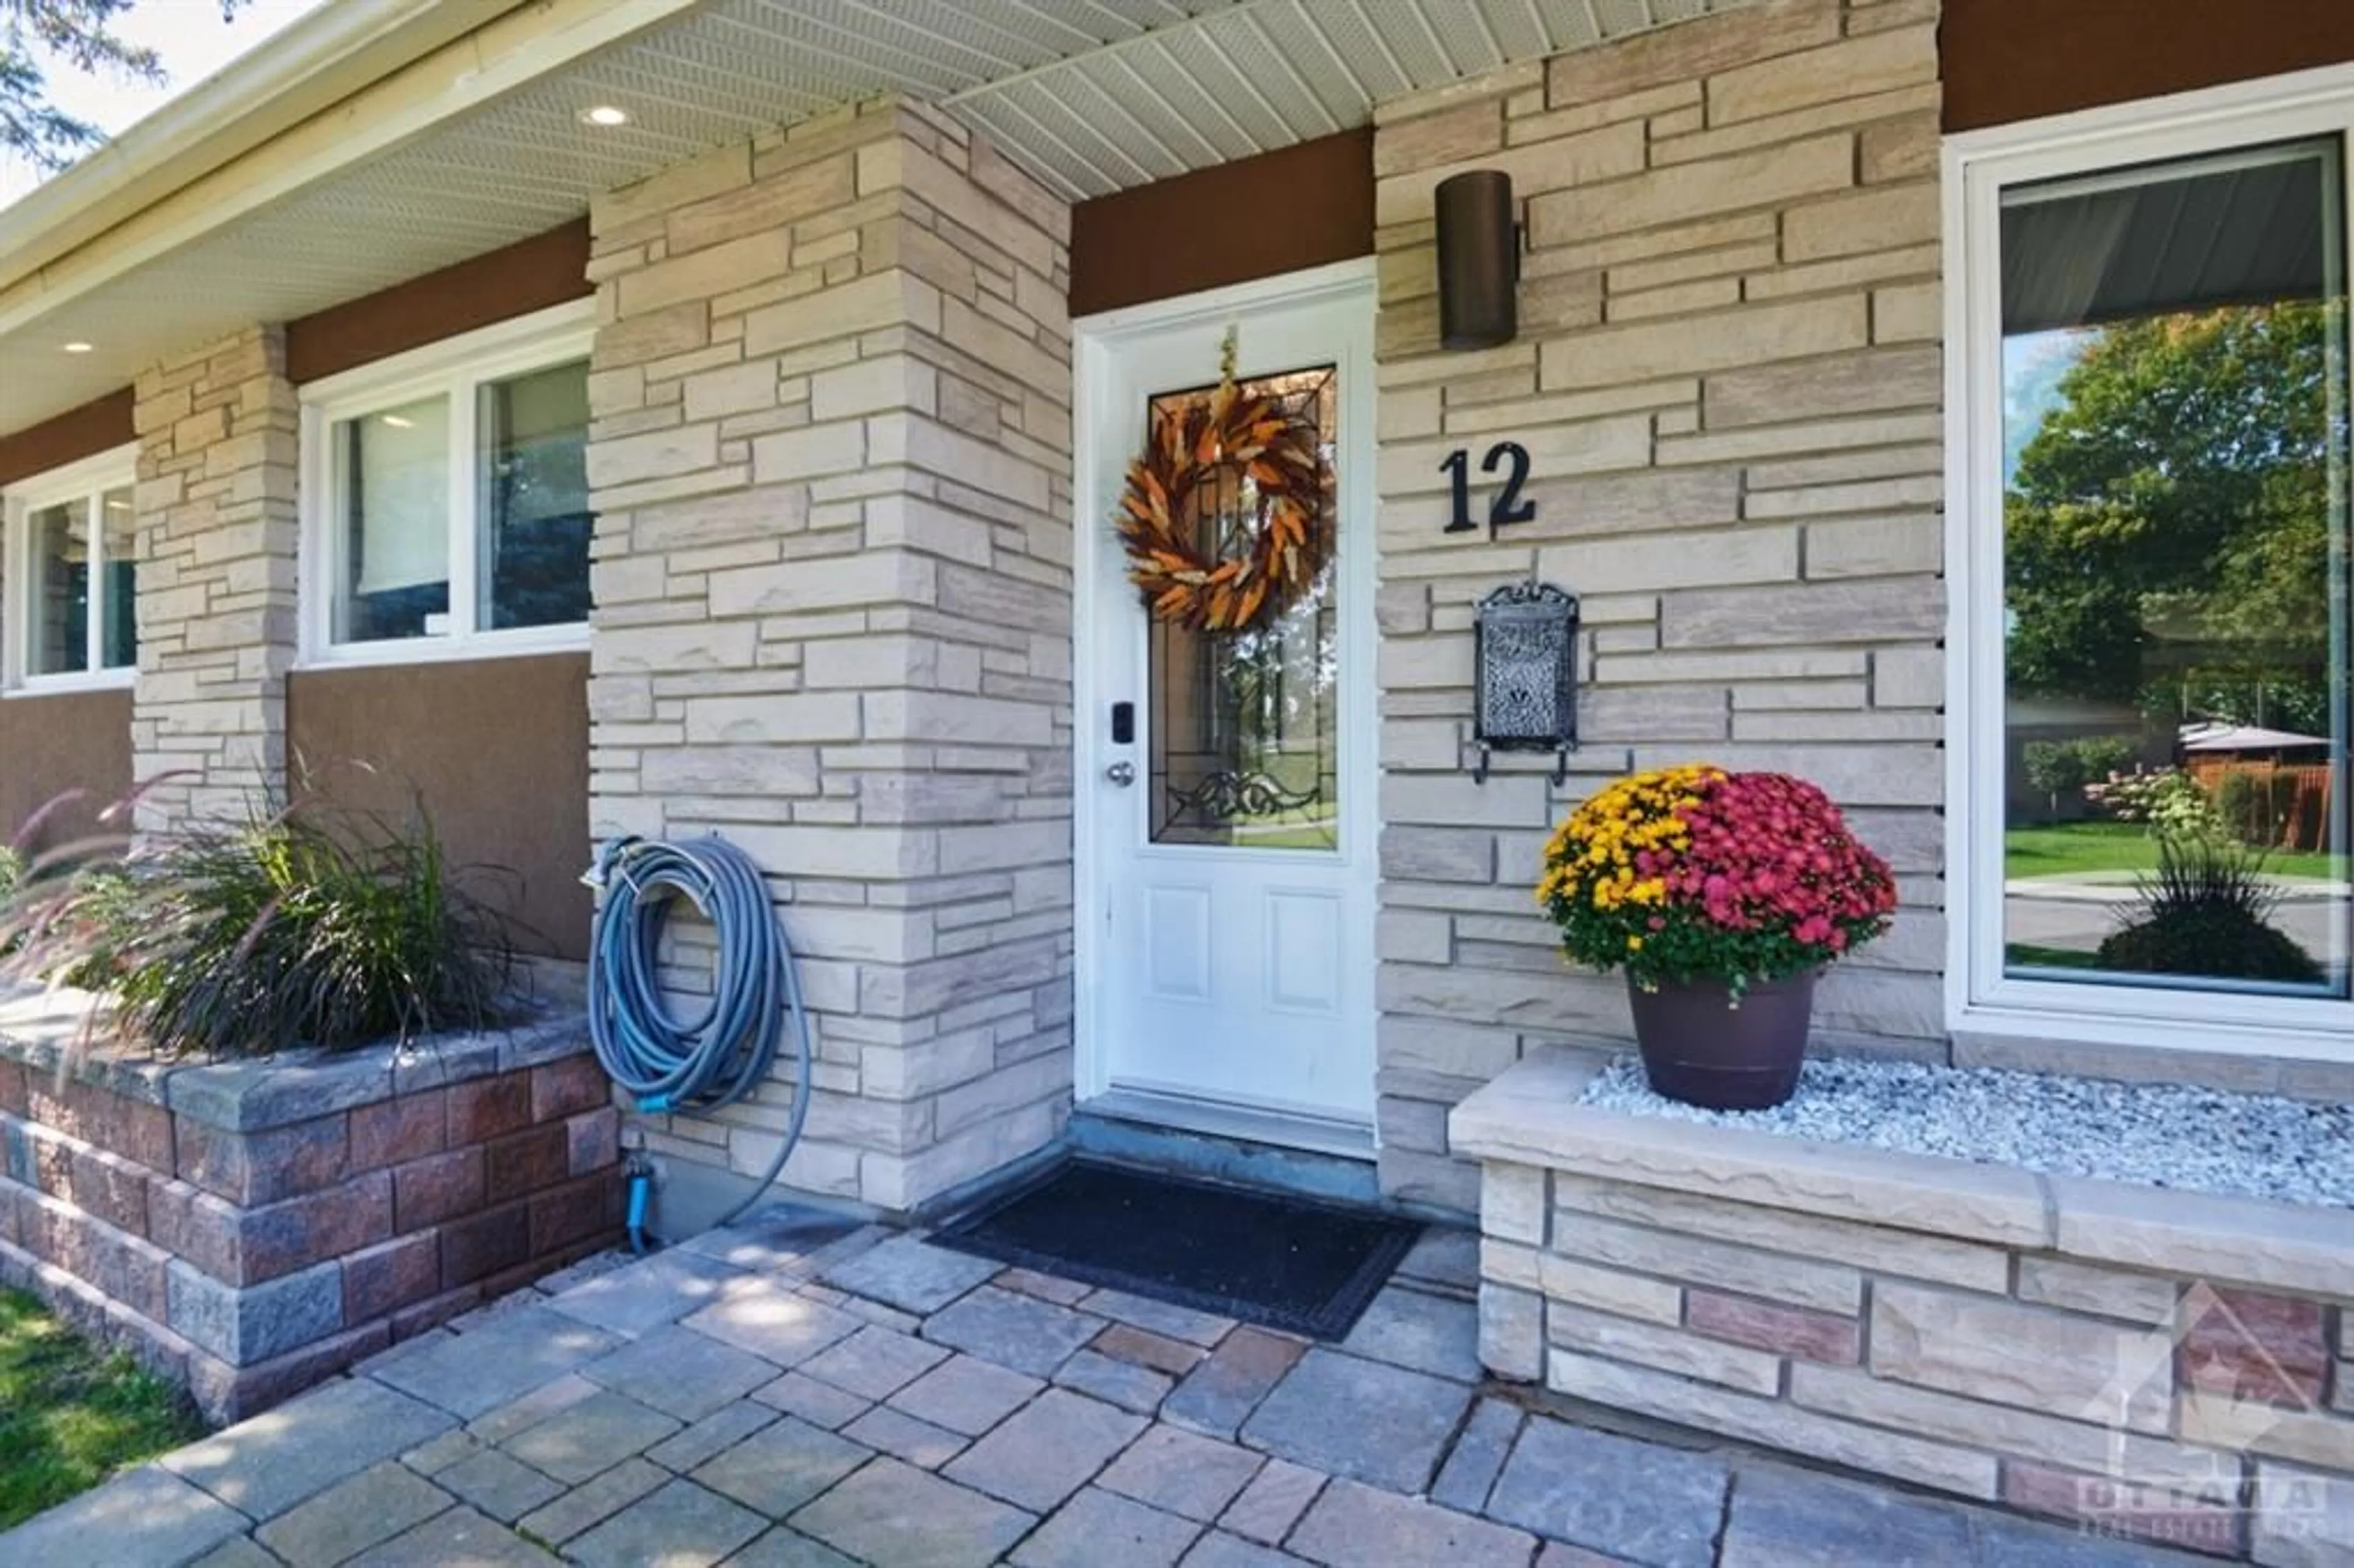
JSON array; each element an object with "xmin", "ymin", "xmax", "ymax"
[
  {"xmin": 1454, "ymin": 1052, "xmax": 2353, "ymax": 1565},
  {"xmin": 0, "ymin": 994, "xmax": 622, "ymax": 1423}
]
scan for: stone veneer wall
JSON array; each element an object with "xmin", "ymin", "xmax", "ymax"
[
  {"xmin": 1484, "ymin": 1164, "xmax": 2350, "ymax": 1563},
  {"xmin": 0, "ymin": 1007, "xmax": 619, "ymax": 1422},
  {"xmin": 1366, "ymin": 0, "xmax": 1946, "ymax": 1211},
  {"xmin": 585, "ymin": 99, "xmax": 1074, "ymax": 1216},
  {"xmin": 1460, "ymin": 1056, "xmax": 2352, "ymax": 1564},
  {"xmin": 130, "ymin": 325, "xmax": 301, "ymax": 831}
]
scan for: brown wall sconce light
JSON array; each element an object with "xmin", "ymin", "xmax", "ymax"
[{"xmin": 1436, "ymin": 170, "xmax": 1520, "ymax": 350}]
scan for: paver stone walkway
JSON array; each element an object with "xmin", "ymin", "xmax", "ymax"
[{"xmin": 0, "ymin": 1203, "xmax": 2218, "ymax": 1567}]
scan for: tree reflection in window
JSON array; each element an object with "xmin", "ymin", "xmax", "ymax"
[{"xmin": 1999, "ymin": 139, "xmax": 2352, "ymax": 992}]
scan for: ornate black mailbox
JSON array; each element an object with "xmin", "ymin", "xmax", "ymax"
[{"xmin": 1472, "ymin": 581, "xmax": 1579, "ymax": 785}]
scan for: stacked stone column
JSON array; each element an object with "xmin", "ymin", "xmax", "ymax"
[
  {"xmin": 585, "ymin": 99, "xmax": 1075, "ymax": 1215},
  {"xmin": 130, "ymin": 325, "xmax": 300, "ymax": 830}
]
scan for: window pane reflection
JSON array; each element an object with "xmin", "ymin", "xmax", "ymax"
[
  {"xmin": 1999, "ymin": 139, "xmax": 2352, "ymax": 996},
  {"xmin": 333, "ymin": 395, "xmax": 450, "ymax": 644},
  {"xmin": 479, "ymin": 360, "xmax": 590, "ymax": 631},
  {"xmin": 101, "ymin": 485, "xmax": 135, "ymax": 669},
  {"xmin": 28, "ymin": 498, "xmax": 90, "ymax": 676}
]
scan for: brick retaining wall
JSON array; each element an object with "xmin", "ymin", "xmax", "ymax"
[
  {"xmin": 0, "ymin": 993, "xmax": 621, "ymax": 1423},
  {"xmin": 1455, "ymin": 1051, "xmax": 2354, "ymax": 1564}
]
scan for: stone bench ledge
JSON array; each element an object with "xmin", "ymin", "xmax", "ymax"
[
  {"xmin": 0, "ymin": 984, "xmax": 592, "ymax": 1132},
  {"xmin": 1449, "ymin": 1047, "xmax": 2354, "ymax": 1300}
]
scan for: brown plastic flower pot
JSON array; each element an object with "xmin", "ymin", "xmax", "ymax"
[{"xmin": 1625, "ymin": 970, "xmax": 1817, "ymax": 1110}]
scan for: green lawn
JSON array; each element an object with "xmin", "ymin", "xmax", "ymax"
[
  {"xmin": 2003, "ymin": 942, "xmax": 2104, "ymax": 970},
  {"xmin": 0, "ymin": 1288, "xmax": 203, "ymax": 1529},
  {"xmin": 2005, "ymin": 821, "xmax": 2345, "ymax": 882}
]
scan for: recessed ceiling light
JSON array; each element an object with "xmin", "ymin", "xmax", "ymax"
[
  {"xmin": 381, "ymin": 414, "xmax": 415, "ymax": 429},
  {"xmin": 61, "ymin": 341, "xmax": 93, "ymax": 354},
  {"xmin": 579, "ymin": 105, "xmax": 630, "ymax": 127}
]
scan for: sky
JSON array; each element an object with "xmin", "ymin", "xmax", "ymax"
[
  {"xmin": 2001, "ymin": 328, "xmax": 2090, "ymax": 487},
  {"xmin": 0, "ymin": 0, "xmax": 326, "ymax": 208}
]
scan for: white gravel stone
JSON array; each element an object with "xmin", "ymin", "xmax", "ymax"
[{"xmin": 1579, "ymin": 1054, "xmax": 2354, "ymax": 1209}]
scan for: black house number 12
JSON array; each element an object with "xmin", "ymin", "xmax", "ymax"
[{"xmin": 1441, "ymin": 441, "xmax": 1536, "ymax": 534}]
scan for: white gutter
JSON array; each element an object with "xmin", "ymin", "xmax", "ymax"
[{"xmin": 0, "ymin": 0, "xmax": 497, "ymax": 292}]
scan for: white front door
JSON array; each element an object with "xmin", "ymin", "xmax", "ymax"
[{"xmin": 1074, "ymin": 263, "xmax": 1378, "ymax": 1150}]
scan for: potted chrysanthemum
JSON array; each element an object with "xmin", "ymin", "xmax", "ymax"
[{"xmin": 1536, "ymin": 764, "xmax": 1896, "ymax": 1110}]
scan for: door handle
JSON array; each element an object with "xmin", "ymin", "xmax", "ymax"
[{"xmin": 1105, "ymin": 761, "xmax": 1137, "ymax": 787}]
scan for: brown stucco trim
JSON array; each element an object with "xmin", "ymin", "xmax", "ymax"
[
  {"xmin": 1069, "ymin": 129, "xmax": 1375, "ymax": 318},
  {"xmin": 0, "ymin": 389, "xmax": 135, "ymax": 487},
  {"xmin": 286, "ymin": 653, "xmax": 591, "ymax": 961},
  {"xmin": 0, "ymin": 687, "xmax": 132, "ymax": 856},
  {"xmin": 284, "ymin": 219, "xmax": 592, "ymax": 386},
  {"xmin": 1942, "ymin": 0, "xmax": 2354, "ymax": 132}
]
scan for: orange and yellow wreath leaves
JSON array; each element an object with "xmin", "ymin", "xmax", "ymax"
[{"xmin": 1114, "ymin": 379, "xmax": 1326, "ymax": 633}]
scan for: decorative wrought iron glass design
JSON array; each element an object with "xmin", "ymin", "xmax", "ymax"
[
  {"xmin": 1472, "ymin": 581, "xmax": 1580, "ymax": 785},
  {"xmin": 1148, "ymin": 364, "xmax": 1340, "ymax": 850}
]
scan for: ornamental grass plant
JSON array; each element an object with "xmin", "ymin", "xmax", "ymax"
[
  {"xmin": 1537, "ymin": 764, "xmax": 1897, "ymax": 997},
  {"xmin": 0, "ymin": 791, "xmax": 516, "ymax": 1060},
  {"xmin": 2097, "ymin": 833, "xmax": 2323, "ymax": 984}
]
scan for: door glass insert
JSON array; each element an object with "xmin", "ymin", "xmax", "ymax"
[{"xmin": 1148, "ymin": 364, "xmax": 1339, "ymax": 851}]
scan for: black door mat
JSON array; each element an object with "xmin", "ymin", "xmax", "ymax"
[{"xmin": 931, "ymin": 1158, "xmax": 1421, "ymax": 1341}]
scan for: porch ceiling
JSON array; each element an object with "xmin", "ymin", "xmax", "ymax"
[{"xmin": 0, "ymin": 0, "xmax": 1750, "ymax": 438}]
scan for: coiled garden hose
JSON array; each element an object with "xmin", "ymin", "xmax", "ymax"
[{"xmin": 585, "ymin": 835, "xmax": 812, "ymax": 1247}]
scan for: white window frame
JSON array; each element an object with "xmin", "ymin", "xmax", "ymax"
[
  {"xmin": 299, "ymin": 299, "xmax": 594, "ymax": 667},
  {"xmin": 2, "ymin": 444, "xmax": 140, "ymax": 696},
  {"xmin": 1944, "ymin": 61, "xmax": 2354, "ymax": 1064}
]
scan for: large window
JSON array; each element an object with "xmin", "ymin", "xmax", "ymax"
[
  {"xmin": 1952, "ymin": 70, "xmax": 2354, "ymax": 1052},
  {"xmin": 4, "ymin": 450, "xmax": 137, "ymax": 691},
  {"xmin": 303, "ymin": 306, "xmax": 592, "ymax": 660}
]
